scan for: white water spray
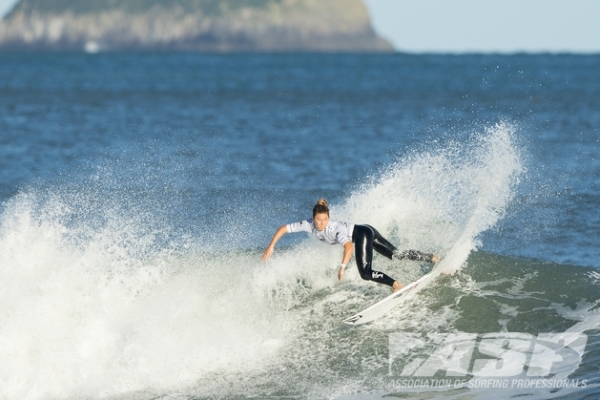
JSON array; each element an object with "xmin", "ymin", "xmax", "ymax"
[{"xmin": 0, "ymin": 122, "xmax": 524, "ymax": 399}]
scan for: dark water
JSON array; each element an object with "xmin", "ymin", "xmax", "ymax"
[{"xmin": 0, "ymin": 53, "xmax": 599, "ymax": 399}]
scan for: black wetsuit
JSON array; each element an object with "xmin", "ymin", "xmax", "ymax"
[{"xmin": 352, "ymin": 224, "xmax": 433, "ymax": 287}]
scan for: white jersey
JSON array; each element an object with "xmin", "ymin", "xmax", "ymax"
[{"xmin": 286, "ymin": 219, "xmax": 355, "ymax": 245}]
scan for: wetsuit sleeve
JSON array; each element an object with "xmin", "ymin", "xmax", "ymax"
[{"xmin": 286, "ymin": 220, "xmax": 313, "ymax": 234}]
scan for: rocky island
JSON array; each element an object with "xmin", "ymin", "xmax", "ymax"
[{"xmin": 0, "ymin": 0, "xmax": 393, "ymax": 52}]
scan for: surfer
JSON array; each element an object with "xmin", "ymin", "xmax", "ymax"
[{"xmin": 262, "ymin": 198, "xmax": 439, "ymax": 292}]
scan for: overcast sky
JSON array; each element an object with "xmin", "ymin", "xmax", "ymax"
[{"xmin": 1, "ymin": 0, "xmax": 599, "ymax": 53}]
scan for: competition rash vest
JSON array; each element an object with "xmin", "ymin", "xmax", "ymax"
[{"xmin": 286, "ymin": 219, "xmax": 355, "ymax": 245}]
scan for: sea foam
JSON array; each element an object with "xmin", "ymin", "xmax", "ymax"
[{"xmin": 0, "ymin": 122, "xmax": 525, "ymax": 399}]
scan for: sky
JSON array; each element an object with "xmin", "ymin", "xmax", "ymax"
[
  {"xmin": 1, "ymin": 0, "xmax": 599, "ymax": 53},
  {"xmin": 363, "ymin": 0, "xmax": 600, "ymax": 53}
]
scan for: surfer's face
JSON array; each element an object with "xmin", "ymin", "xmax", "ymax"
[{"xmin": 313, "ymin": 212, "xmax": 329, "ymax": 231}]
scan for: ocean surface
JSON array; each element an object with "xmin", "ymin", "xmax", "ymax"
[{"xmin": 0, "ymin": 52, "xmax": 599, "ymax": 400}]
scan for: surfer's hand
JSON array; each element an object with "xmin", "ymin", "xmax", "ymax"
[
  {"xmin": 262, "ymin": 246, "xmax": 274, "ymax": 261},
  {"xmin": 337, "ymin": 263, "xmax": 346, "ymax": 282},
  {"xmin": 263, "ymin": 226, "xmax": 287, "ymax": 262}
]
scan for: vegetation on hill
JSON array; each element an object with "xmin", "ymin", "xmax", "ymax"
[
  {"xmin": 6, "ymin": 0, "xmax": 285, "ymax": 17},
  {"xmin": 0, "ymin": 0, "xmax": 393, "ymax": 52}
]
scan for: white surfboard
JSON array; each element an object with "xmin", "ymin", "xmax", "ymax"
[{"xmin": 342, "ymin": 271, "xmax": 436, "ymax": 326}]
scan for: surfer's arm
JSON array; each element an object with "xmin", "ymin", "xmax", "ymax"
[
  {"xmin": 337, "ymin": 241, "xmax": 353, "ymax": 282},
  {"xmin": 262, "ymin": 225, "xmax": 288, "ymax": 261}
]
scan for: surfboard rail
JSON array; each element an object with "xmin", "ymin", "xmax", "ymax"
[{"xmin": 342, "ymin": 272, "xmax": 433, "ymax": 326}]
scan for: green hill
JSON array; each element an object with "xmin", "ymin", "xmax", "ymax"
[
  {"xmin": 0, "ymin": 0, "xmax": 393, "ymax": 52},
  {"xmin": 6, "ymin": 0, "xmax": 282, "ymax": 17}
]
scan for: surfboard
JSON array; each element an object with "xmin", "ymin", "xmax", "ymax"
[{"xmin": 342, "ymin": 271, "xmax": 435, "ymax": 326}]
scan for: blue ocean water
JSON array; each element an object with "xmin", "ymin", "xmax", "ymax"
[{"xmin": 0, "ymin": 53, "xmax": 599, "ymax": 399}]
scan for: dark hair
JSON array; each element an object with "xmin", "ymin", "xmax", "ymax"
[{"xmin": 312, "ymin": 198, "xmax": 329, "ymax": 217}]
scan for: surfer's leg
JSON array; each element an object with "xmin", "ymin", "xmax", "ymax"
[
  {"xmin": 353, "ymin": 225, "xmax": 396, "ymax": 287},
  {"xmin": 393, "ymin": 249, "xmax": 436, "ymax": 262},
  {"xmin": 364, "ymin": 225, "xmax": 438, "ymax": 263},
  {"xmin": 367, "ymin": 225, "xmax": 396, "ymax": 260}
]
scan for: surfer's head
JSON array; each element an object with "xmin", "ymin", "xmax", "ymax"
[
  {"xmin": 312, "ymin": 198, "xmax": 330, "ymax": 217},
  {"xmin": 312, "ymin": 198, "xmax": 330, "ymax": 231}
]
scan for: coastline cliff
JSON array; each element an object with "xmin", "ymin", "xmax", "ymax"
[{"xmin": 0, "ymin": 0, "xmax": 393, "ymax": 52}]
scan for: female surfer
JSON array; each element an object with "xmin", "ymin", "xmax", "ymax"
[{"xmin": 262, "ymin": 198, "xmax": 439, "ymax": 292}]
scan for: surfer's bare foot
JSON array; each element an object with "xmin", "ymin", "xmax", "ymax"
[{"xmin": 392, "ymin": 281, "xmax": 403, "ymax": 293}]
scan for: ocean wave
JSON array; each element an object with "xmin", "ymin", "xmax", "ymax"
[{"xmin": 1, "ymin": 122, "xmax": 598, "ymax": 400}]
